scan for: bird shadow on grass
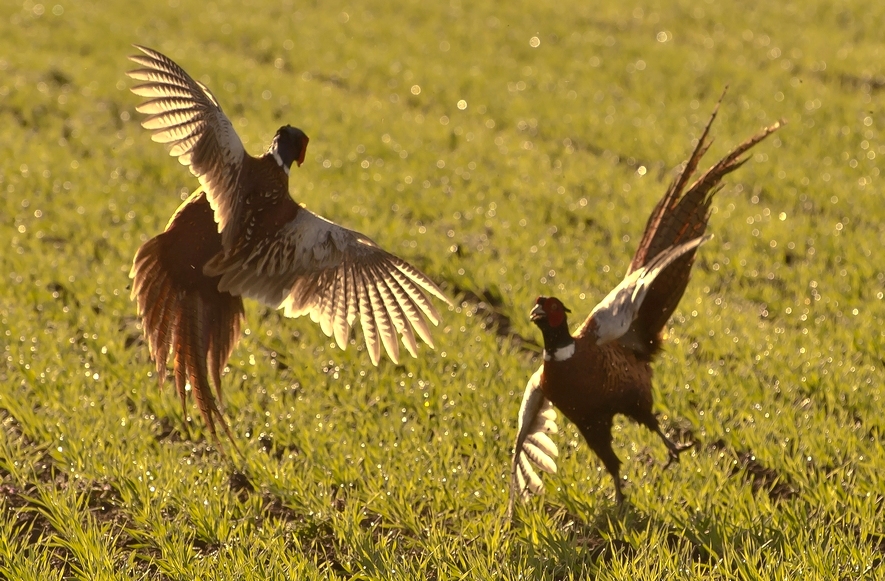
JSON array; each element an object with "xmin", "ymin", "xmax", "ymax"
[
  {"xmin": 505, "ymin": 499, "xmax": 712, "ymax": 579},
  {"xmin": 568, "ymin": 500, "xmax": 712, "ymax": 561},
  {"xmin": 507, "ymin": 429, "xmax": 808, "ymax": 576}
]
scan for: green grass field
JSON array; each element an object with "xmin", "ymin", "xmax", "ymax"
[{"xmin": 1, "ymin": 0, "xmax": 884, "ymax": 578}]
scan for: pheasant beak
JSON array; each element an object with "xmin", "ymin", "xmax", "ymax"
[
  {"xmin": 296, "ymin": 136, "xmax": 309, "ymax": 167},
  {"xmin": 530, "ymin": 304, "xmax": 546, "ymax": 322}
]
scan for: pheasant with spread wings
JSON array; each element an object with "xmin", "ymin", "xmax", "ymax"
[
  {"xmin": 127, "ymin": 46, "xmax": 450, "ymax": 443},
  {"xmin": 509, "ymin": 101, "xmax": 781, "ymax": 516}
]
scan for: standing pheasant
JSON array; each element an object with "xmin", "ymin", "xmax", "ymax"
[
  {"xmin": 509, "ymin": 99, "xmax": 781, "ymax": 515},
  {"xmin": 127, "ymin": 45, "xmax": 450, "ymax": 444}
]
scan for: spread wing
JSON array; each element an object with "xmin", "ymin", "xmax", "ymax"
[
  {"xmin": 204, "ymin": 208, "xmax": 451, "ymax": 366},
  {"xmin": 623, "ymin": 94, "xmax": 782, "ymax": 356},
  {"xmin": 507, "ymin": 367, "xmax": 559, "ymax": 519},
  {"xmin": 127, "ymin": 45, "xmax": 247, "ymax": 247},
  {"xmin": 130, "ymin": 190, "xmax": 245, "ymax": 446},
  {"xmin": 578, "ymin": 235, "xmax": 711, "ymax": 347}
]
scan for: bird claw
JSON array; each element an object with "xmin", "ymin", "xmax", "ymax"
[{"xmin": 663, "ymin": 441, "xmax": 694, "ymax": 469}]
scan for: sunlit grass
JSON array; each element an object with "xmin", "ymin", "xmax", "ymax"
[{"xmin": 1, "ymin": 0, "xmax": 883, "ymax": 578}]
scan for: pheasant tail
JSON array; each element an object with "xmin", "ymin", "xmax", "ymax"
[
  {"xmin": 130, "ymin": 190, "xmax": 245, "ymax": 447},
  {"xmin": 627, "ymin": 95, "xmax": 782, "ymax": 357}
]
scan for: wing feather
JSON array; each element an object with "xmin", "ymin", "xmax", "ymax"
[
  {"xmin": 209, "ymin": 208, "xmax": 449, "ymax": 366},
  {"xmin": 387, "ymin": 264, "xmax": 443, "ymax": 328},
  {"xmin": 331, "ymin": 266, "xmax": 351, "ymax": 349},
  {"xmin": 582, "ymin": 235, "xmax": 711, "ymax": 345},
  {"xmin": 372, "ymin": 262, "xmax": 420, "ymax": 358},
  {"xmin": 374, "ymin": 265, "xmax": 420, "ymax": 358},
  {"xmin": 364, "ymin": 270, "xmax": 399, "ymax": 363},
  {"xmin": 357, "ymin": 272, "xmax": 382, "ymax": 365},
  {"xmin": 311, "ymin": 268, "xmax": 337, "ymax": 338},
  {"xmin": 507, "ymin": 368, "xmax": 560, "ymax": 519},
  {"xmin": 127, "ymin": 45, "xmax": 247, "ymax": 246}
]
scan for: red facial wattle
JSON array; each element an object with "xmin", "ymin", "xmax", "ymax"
[
  {"xmin": 544, "ymin": 297, "xmax": 565, "ymax": 327},
  {"xmin": 547, "ymin": 307, "xmax": 564, "ymax": 327}
]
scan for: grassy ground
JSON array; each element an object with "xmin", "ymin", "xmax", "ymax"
[{"xmin": 1, "ymin": 0, "xmax": 884, "ymax": 578}]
